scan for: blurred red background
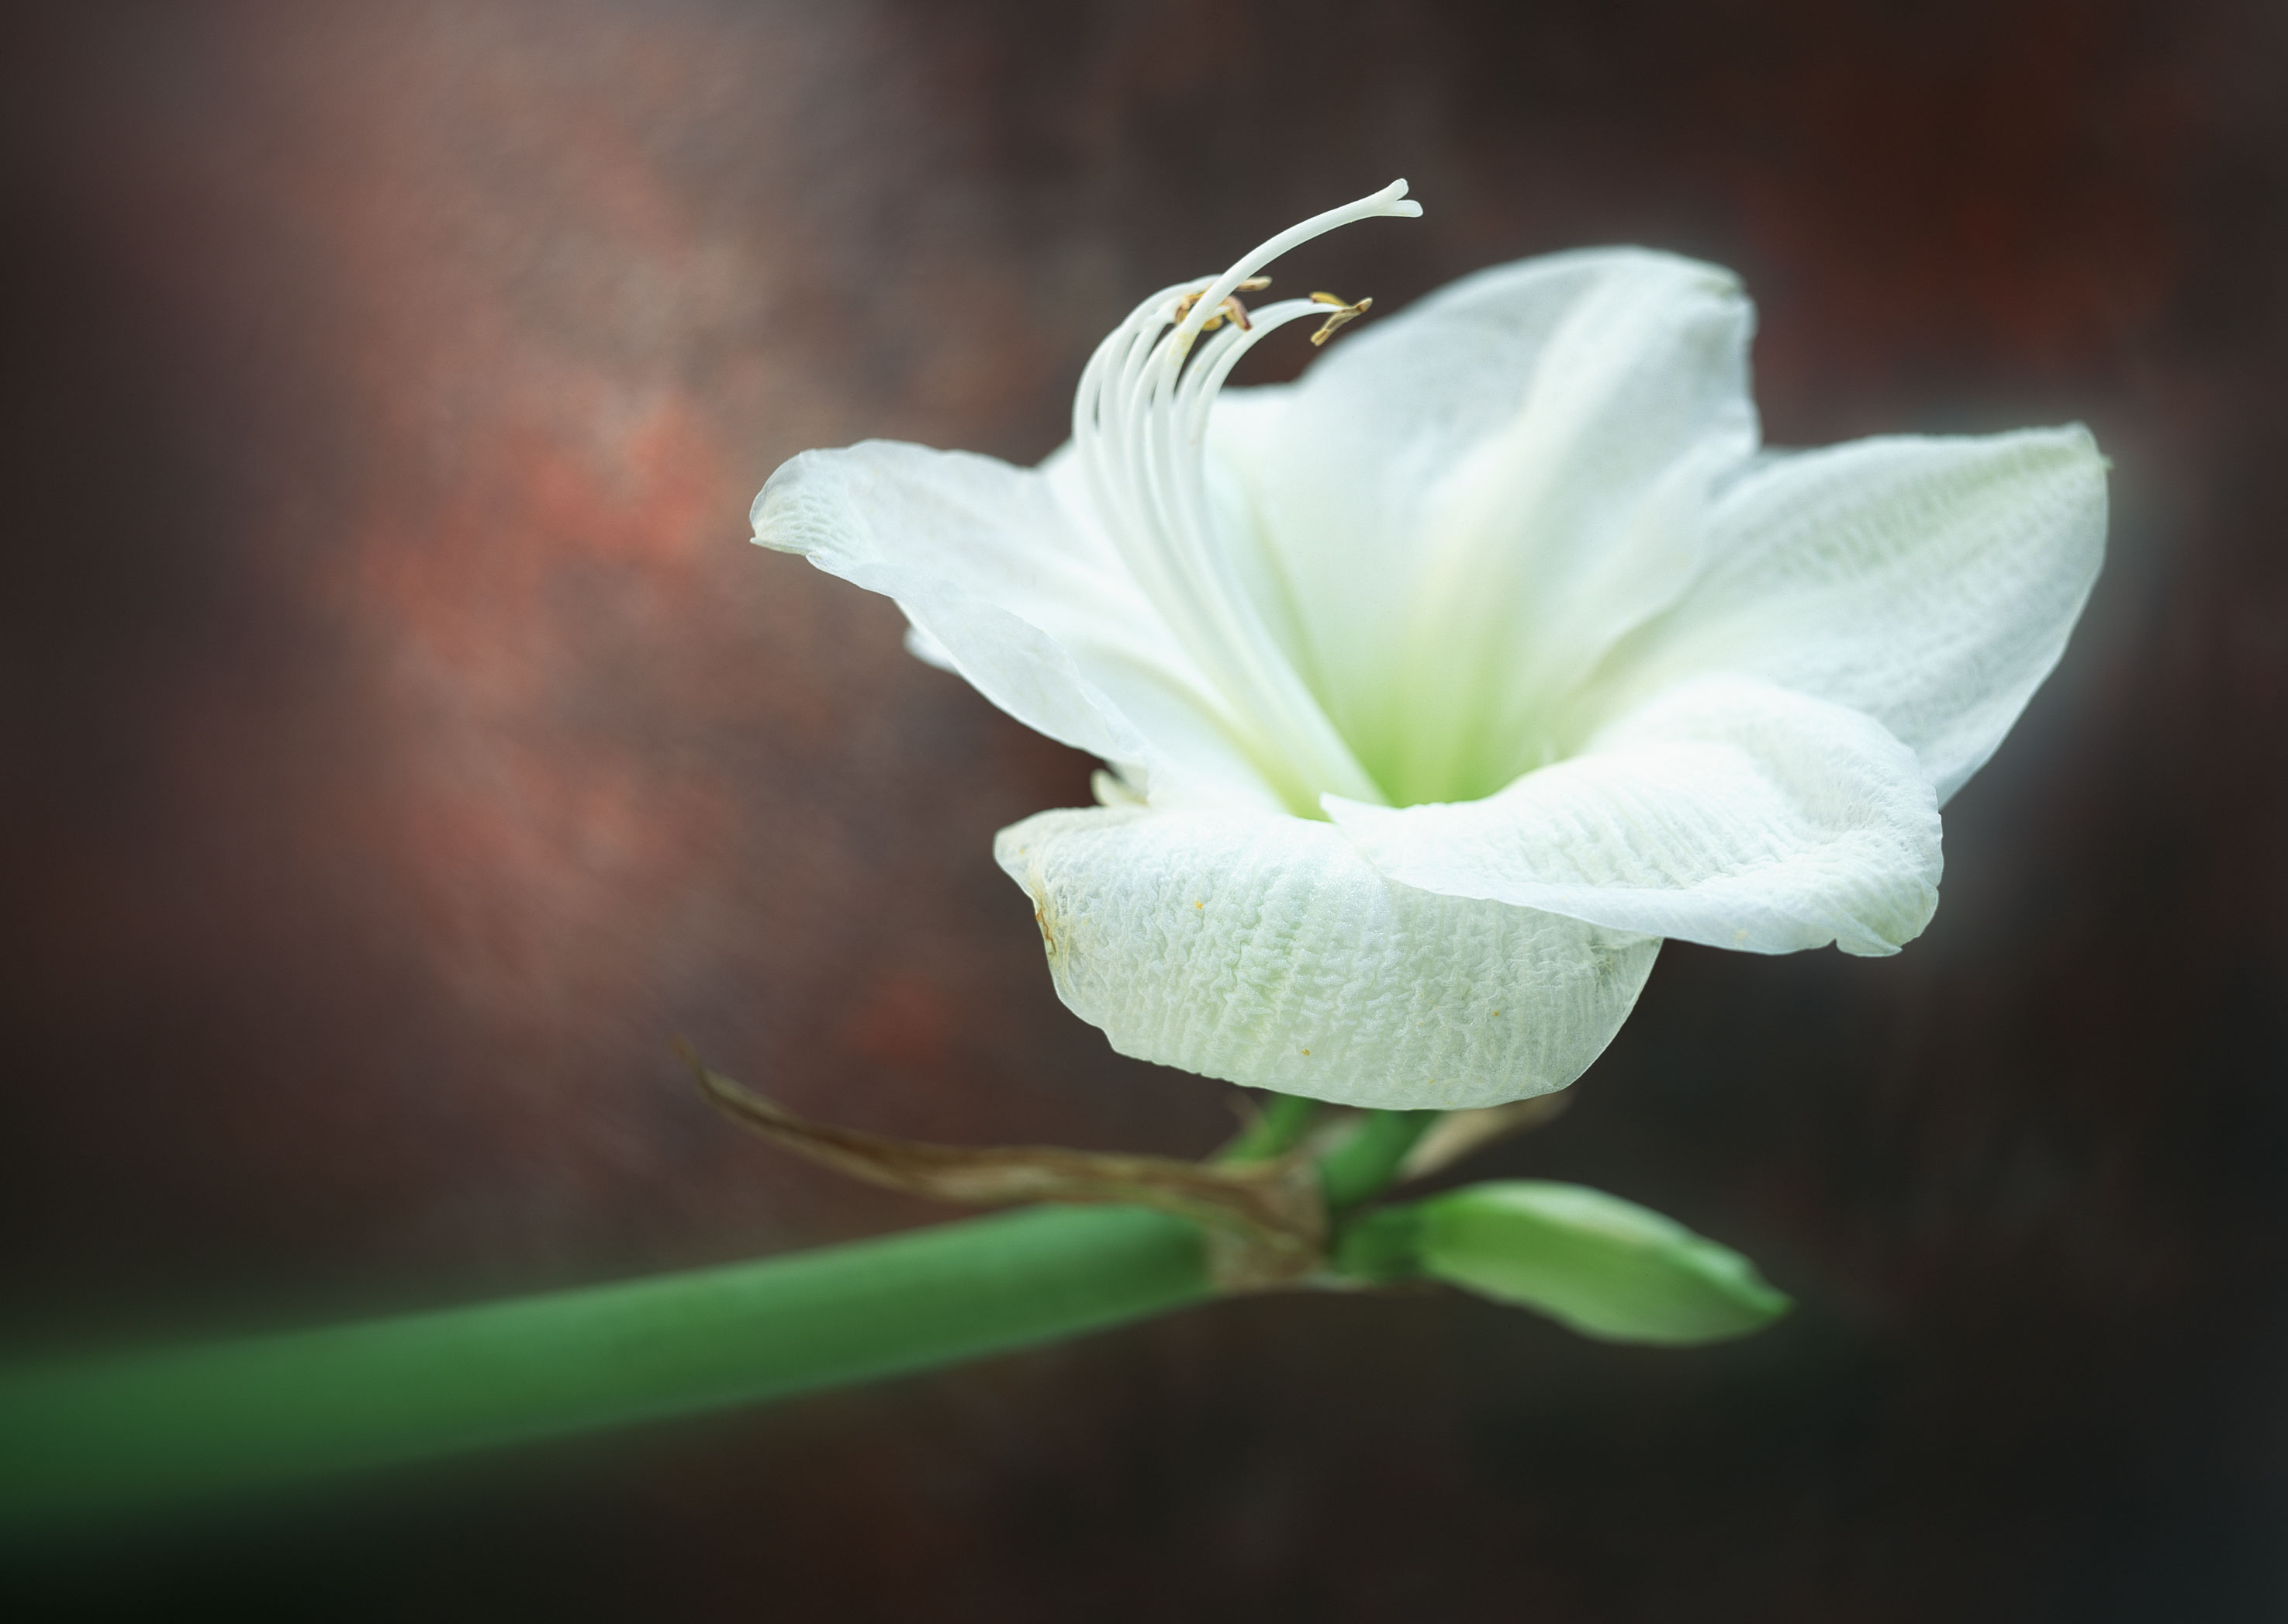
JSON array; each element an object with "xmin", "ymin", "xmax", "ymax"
[{"xmin": 3, "ymin": 1, "xmax": 2285, "ymax": 1617}]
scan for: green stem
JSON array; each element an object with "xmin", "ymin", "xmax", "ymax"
[
  {"xmin": 0, "ymin": 1104, "xmax": 1457, "ymax": 1520},
  {"xmin": 0, "ymin": 1204, "xmax": 1208, "ymax": 1519},
  {"xmin": 1317, "ymin": 1109, "xmax": 1440, "ymax": 1212},
  {"xmin": 1218, "ymin": 1090, "xmax": 1320, "ymax": 1163}
]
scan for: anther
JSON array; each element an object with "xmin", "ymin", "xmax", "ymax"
[
  {"xmin": 1306, "ymin": 292, "xmax": 1374, "ymax": 347},
  {"xmin": 1173, "ymin": 278, "xmax": 1272, "ymax": 333},
  {"xmin": 1203, "ymin": 295, "xmax": 1254, "ymax": 333}
]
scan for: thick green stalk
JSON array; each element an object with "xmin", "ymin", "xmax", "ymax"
[
  {"xmin": 1218, "ymin": 1090, "xmax": 1320, "ymax": 1164},
  {"xmin": 1318, "ymin": 1109, "xmax": 1440, "ymax": 1212},
  {"xmin": 0, "ymin": 1102, "xmax": 1457, "ymax": 1521},
  {"xmin": 0, "ymin": 1204, "xmax": 1208, "ymax": 1519}
]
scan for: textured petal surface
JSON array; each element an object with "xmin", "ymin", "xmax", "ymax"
[
  {"xmin": 1327, "ymin": 678, "xmax": 1941, "ymax": 956},
  {"xmin": 1607, "ymin": 427, "xmax": 2107, "ymax": 803},
  {"xmin": 755, "ymin": 441, "xmax": 1287, "ymax": 808},
  {"xmin": 1230, "ymin": 248, "xmax": 1761, "ymax": 803},
  {"xmin": 994, "ymin": 806, "xmax": 1661, "ymax": 1108}
]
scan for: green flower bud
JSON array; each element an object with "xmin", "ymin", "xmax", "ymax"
[{"xmin": 1412, "ymin": 1180, "xmax": 1791, "ymax": 1345}]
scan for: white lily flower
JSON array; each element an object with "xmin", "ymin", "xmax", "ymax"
[{"xmin": 753, "ymin": 181, "xmax": 2107, "ymax": 1110}]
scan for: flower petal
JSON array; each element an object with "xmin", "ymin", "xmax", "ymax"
[
  {"xmin": 1613, "ymin": 427, "xmax": 2107, "ymax": 803},
  {"xmin": 1326, "ymin": 678, "xmax": 1941, "ymax": 956},
  {"xmin": 1229, "ymin": 248, "xmax": 1760, "ymax": 803},
  {"xmin": 994, "ymin": 807, "xmax": 1661, "ymax": 1108},
  {"xmin": 755, "ymin": 441, "xmax": 1286, "ymax": 808}
]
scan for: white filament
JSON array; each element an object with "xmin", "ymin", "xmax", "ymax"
[{"xmin": 1072, "ymin": 181, "xmax": 1422, "ymax": 810}]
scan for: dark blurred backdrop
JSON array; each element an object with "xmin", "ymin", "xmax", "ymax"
[{"xmin": 3, "ymin": 1, "xmax": 2285, "ymax": 1619}]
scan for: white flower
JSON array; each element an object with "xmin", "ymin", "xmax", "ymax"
[{"xmin": 753, "ymin": 181, "xmax": 2107, "ymax": 1110}]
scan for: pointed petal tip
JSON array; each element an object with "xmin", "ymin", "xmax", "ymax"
[
  {"xmin": 748, "ymin": 452, "xmax": 818, "ymax": 551},
  {"xmin": 2017, "ymin": 420, "xmax": 2105, "ymax": 472},
  {"xmin": 2063, "ymin": 421, "xmax": 2108, "ymax": 473}
]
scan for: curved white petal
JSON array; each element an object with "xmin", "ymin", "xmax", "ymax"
[
  {"xmin": 754, "ymin": 441, "xmax": 1286, "ymax": 810},
  {"xmin": 994, "ymin": 806, "xmax": 1661, "ymax": 1108},
  {"xmin": 901, "ymin": 621, "xmax": 960, "ymax": 672},
  {"xmin": 1612, "ymin": 427, "xmax": 2107, "ymax": 803},
  {"xmin": 1327, "ymin": 678, "xmax": 1941, "ymax": 956},
  {"xmin": 1231, "ymin": 248, "xmax": 1761, "ymax": 803}
]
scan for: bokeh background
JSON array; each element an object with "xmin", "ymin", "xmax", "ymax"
[{"xmin": 4, "ymin": 1, "xmax": 2286, "ymax": 1617}]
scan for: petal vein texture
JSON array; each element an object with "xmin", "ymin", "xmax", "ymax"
[{"xmin": 996, "ymin": 807, "xmax": 1660, "ymax": 1109}]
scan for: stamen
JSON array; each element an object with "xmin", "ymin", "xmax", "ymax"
[
  {"xmin": 1306, "ymin": 292, "xmax": 1373, "ymax": 347},
  {"xmin": 1200, "ymin": 295, "xmax": 1255, "ymax": 333},
  {"xmin": 1172, "ymin": 276, "xmax": 1274, "ymax": 330},
  {"xmin": 1067, "ymin": 183, "xmax": 1423, "ymax": 811}
]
